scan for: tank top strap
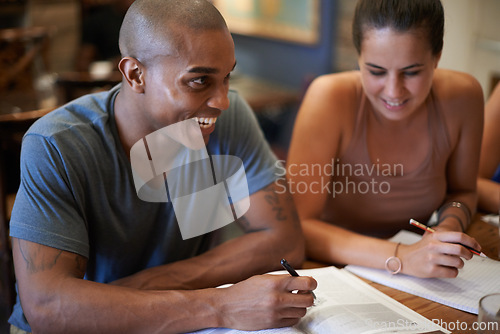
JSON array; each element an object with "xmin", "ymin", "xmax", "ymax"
[
  {"xmin": 354, "ymin": 83, "xmax": 368, "ymax": 136},
  {"xmin": 340, "ymin": 83, "xmax": 370, "ymax": 161},
  {"xmin": 427, "ymin": 88, "xmax": 452, "ymax": 156}
]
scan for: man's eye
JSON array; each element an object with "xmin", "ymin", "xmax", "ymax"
[{"xmin": 191, "ymin": 77, "xmax": 207, "ymax": 85}]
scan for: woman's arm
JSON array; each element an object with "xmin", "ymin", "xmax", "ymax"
[
  {"xmin": 434, "ymin": 70, "xmax": 485, "ymax": 231},
  {"xmin": 287, "ymin": 73, "xmax": 398, "ymax": 269},
  {"xmin": 287, "ymin": 71, "xmax": 482, "ymax": 278},
  {"xmin": 478, "ymin": 83, "xmax": 500, "ymax": 213}
]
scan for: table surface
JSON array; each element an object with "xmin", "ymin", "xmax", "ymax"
[
  {"xmin": 304, "ymin": 215, "xmax": 499, "ymax": 333},
  {"xmin": 229, "ymin": 75, "xmax": 299, "ymax": 111},
  {"xmin": 0, "ymin": 107, "xmax": 53, "ymax": 123}
]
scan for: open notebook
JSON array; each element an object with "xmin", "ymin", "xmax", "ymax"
[
  {"xmin": 190, "ymin": 266, "xmax": 449, "ymax": 334},
  {"xmin": 346, "ymin": 230, "xmax": 500, "ymax": 314}
]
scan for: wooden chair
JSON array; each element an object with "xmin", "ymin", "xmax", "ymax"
[
  {"xmin": 0, "ymin": 0, "xmax": 27, "ymax": 30},
  {"xmin": 0, "ymin": 26, "xmax": 52, "ymax": 114},
  {"xmin": 0, "ymin": 107, "xmax": 53, "ymax": 313}
]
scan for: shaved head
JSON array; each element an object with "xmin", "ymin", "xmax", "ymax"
[{"xmin": 119, "ymin": 0, "xmax": 228, "ymax": 63}]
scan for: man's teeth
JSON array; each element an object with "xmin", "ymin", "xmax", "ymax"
[{"xmin": 193, "ymin": 117, "xmax": 217, "ymax": 128}]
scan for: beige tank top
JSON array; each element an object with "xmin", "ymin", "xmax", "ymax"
[{"xmin": 321, "ymin": 86, "xmax": 452, "ymax": 238}]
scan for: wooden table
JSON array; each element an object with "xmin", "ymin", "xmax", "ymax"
[
  {"xmin": 55, "ymin": 70, "xmax": 123, "ymax": 103},
  {"xmin": 229, "ymin": 76, "xmax": 300, "ymax": 113},
  {"xmin": 304, "ymin": 215, "xmax": 500, "ymax": 333}
]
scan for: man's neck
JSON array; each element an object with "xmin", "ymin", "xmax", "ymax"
[{"xmin": 114, "ymin": 90, "xmax": 146, "ymax": 160}]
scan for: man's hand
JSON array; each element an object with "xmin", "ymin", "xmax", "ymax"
[{"xmin": 218, "ymin": 274, "xmax": 317, "ymax": 331}]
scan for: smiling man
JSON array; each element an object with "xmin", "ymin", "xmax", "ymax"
[{"xmin": 8, "ymin": 0, "xmax": 315, "ymax": 333}]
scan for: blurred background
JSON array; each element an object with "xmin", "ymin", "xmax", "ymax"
[
  {"xmin": 1, "ymin": 0, "xmax": 499, "ymax": 142},
  {"xmin": 1, "ymin": 0, "xmax": 499, "ymax": 332}
]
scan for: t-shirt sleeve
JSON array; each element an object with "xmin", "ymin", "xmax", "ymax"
[
  {"xmin": 9, "ymin": 134, "xmax": 90, "ymax": 258},
  {"xmin": 212, "ymin": 91, "xmax": 283, "ymax": 195}
]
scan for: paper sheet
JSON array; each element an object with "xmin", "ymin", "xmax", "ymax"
[
  {"xmin": 481, "ymin": 214, "xmax": 500, "ymax": 227},
  {"xmin": 346, "ymin": 230, "xmax": 500, "ymax": 314},
  {"xmin": 190, "ymin": 266, "xmax": 449, "ymax": 333}
]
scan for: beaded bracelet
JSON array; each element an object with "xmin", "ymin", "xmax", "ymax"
[
  {"xmin": 437, "ymin": 201, "xmax": 471, "ymax": 232},
  {"xmin": 385, "ymin": 242, "xmax": 402, "ymax": 275}
]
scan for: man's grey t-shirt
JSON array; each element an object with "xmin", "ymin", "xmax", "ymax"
[{"xmin": 9, "ymin": 85, "xmax": 280, "ymax": 331}]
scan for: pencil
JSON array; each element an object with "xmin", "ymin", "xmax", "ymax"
[{"xmin": 409, "ymin": 219, "xmax": 487, "ymax": 258}]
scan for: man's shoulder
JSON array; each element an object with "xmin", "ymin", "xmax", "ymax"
[
  {"xmin": 28, "ymin": 86, "xmax": 119, "ymax": 139},
  {"xmin": 227, "ymin": 89, "xmax": 248, "ymax": 108}
]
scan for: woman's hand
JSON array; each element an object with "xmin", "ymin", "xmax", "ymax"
[{"xmin": 398, "ymin": 231, "xmax": 481, "ymax": 278}]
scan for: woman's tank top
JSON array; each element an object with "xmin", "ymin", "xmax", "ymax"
[{"xmin": 321, "ymin": 86, "xmax": 452, "ymax": 238}]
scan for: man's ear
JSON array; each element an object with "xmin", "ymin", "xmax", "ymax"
[{"xmin": 118, "ymin": 57, "xmax": 145, "ymax": 93}]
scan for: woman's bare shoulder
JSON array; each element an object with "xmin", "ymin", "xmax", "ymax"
[
  {"xmin": 433, "ymin": 69, "xmax": 484, "ymax": 107},
  {"xmin": 309, "ymin": 71, "xmax": 361, "ymax": 94},
  {"xmin": 301, "ymin": 71, "xmax": 361, "ymax": 116},
  {"xmin": 432, "ymin": 69, "xmax": 484, "ymax": 148},
  {"xmin": 292, "ymin": 71, "xmax": 361, "ymax": 158}
]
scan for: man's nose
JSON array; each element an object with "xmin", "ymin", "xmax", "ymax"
[{"xmin": 208, "ymin": 84, "xmax": 230, "ymax": 110}]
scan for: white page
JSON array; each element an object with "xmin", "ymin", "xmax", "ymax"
[
  {"xmin": 295, "ymin": 267, "xmax": 448, "ymax": 334},
  {"xmin": 190, "ymin": 266, "xmax": 449, "ymax": 334},
  {"xmin": 346, "ymin": 230, "xmax": 500, "ymax": 314}
]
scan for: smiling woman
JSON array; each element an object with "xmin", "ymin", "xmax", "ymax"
[{"xmin": 287, "ymin": 0, "xmax": 485, "ymax": 279}]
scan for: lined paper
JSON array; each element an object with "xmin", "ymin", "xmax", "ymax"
[{"xmin": 346, "ymin": 230, "xmax": 500, "ymax": 314}]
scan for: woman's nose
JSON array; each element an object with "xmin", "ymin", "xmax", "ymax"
[{"xmin": 384, "ymin": 75, "xmax": 405, "ymax": 99}]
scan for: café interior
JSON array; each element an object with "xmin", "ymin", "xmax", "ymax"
[{"xmin": 0, "ymin": 0, "xmax": 499, "ymax": 332}]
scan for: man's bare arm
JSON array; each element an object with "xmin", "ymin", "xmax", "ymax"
[
  {"xmin": 111, "ymin": 181, "xmax": 305, "ymax": 290},
  {"xmin": 13, "ymin": 238, "xmax": 212, "ymax": 333},
  {"xmin": 13, "ymin": 236, "xmax": 314, "ymax": 333}
]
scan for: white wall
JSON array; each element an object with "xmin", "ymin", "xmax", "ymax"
[
  {"xmin": 440, "ymin": 0, "xmax": 500, "ymax": 98},
  {"xmin": 27, "ymin": 0, "xmax": 80, "ymax": 73}
]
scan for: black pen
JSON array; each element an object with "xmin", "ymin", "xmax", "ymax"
[{"xmin": 280, "ymin": 258, "xmax": 317, "ymax": 299}]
